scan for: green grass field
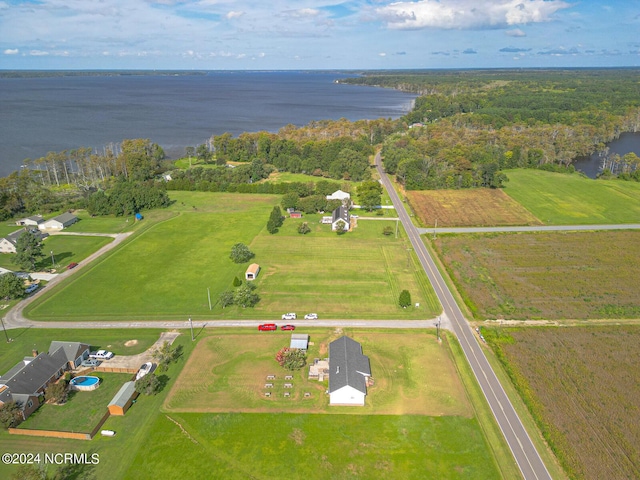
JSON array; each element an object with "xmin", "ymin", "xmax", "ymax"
[
  {"xmin": 25, "ymin": 192, "xmax": 439, "ymax": 321},
  {"xmin": 165, "ymin": 330, "xmax": 470, "ymax": 416},
  {"xmin": 503, "ymin": 170, "xmax": 640, "ymax": 224}
]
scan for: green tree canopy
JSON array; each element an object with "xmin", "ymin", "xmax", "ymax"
[
  {"xmin": 229, "ymin": 243, "xmax": 255, "ymax": 263},
  {"xmin": 399, "ymin": 290, "xmax": 412, "ymax": 308},
  {"xmin": 135, "ymin": 373, "xmax": 161, "ymax": 395},
  {"xmin": 0, "ymin": 272, "xmax": 26, "ymax": 300},
  {"xmin": 13, "ymin": 230, "xmax": 44, "ymax": 271}
]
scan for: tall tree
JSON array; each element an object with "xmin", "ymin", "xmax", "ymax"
[{"xmin": 13, "ymin": 230, "xmax": 44, "ymax": 271}]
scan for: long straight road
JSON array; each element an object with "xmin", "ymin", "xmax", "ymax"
[{"xmin": 375, "ymin": 152, "xmax": 552, "ymax": 480}]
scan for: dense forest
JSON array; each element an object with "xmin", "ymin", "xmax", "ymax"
[{"xmin": 343, "ymin": 69, "xmax": 640, "ymax": 189}]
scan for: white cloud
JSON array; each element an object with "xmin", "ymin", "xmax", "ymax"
[
  {"xmin": 4, "ymin": 48, "xmax": 19, "ymax": 55},
  {"xmin": 506, "ymin": 28, "xmax": 526, "ymax": 37},
  {"xmin": 29, "ymin": 50, "xmax": 49, "ymax": 56},
  {"xmin": 376, "ymin": 0, "xmax": 571, "ymax": 30},
  {"xmin": 379, "ymin": 52, "xmax": 387, "ymax": 56},
  {"xmin": 226, "ymin": 11, "xmax": 245, "ymax": 19},
  {"xmin": 283, "ymin": 8, "xmax": 321, "ymax": 19}
]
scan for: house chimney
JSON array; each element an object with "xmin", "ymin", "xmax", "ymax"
[{"xmin": 32, "ymin": 349, "xmax": 38, "ymax": 357}]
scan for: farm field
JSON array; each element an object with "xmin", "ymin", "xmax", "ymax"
[
  {"xmin": 406, "ymin": 188, "xmax": 542, "ymax": 227},
  {"xmin": 484, "ymin": 326, "xmax": 640, "ymax": 480},
  {"xmin": 25, "ymin": 191, "xmax": 440, "ymax": 321},
  {"xmin": 433, "ymin": 230, "xmax": 640, "ymax": 320},
  {"xmin": 164, "ymin": 330, "xmax": 471, "ymax": 416},
  {"xmin": 503, "ymin": 169, "xmax": 640, "ymax": 224}
]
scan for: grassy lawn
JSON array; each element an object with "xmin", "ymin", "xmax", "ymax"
[
  {"xmin": 503, "ymin": 169, "xmax": 640, "ymax": 224},
  {"xmin": 25, "ymin": 192, "xmax": 439, "ymax": 321},
  {"xmin": 125, "ymin": 412, "xmax": 501, "ymax": 480},
  {"xmin": 433, "ymin": 230, "xmax": 640, "ymax": 320},
  {"xmin": 165, "ymin": 330, "xmax": 470, "ymax": 416},
  {"xmin": 0, "ymin": 328, "xmax": 519, "ymax": 479},
  {"xmin": 0, "ymin": 328, "xmax": 164, "ymax": 374},
  {"xmin": 65, "ymin": 211, "xmax": 137, "ymax": 234},
  {"xmin": 18, "ymin": 373, "xmax": 133, "ymax": 432}
]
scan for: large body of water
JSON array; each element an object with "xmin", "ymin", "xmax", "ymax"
[{"xmin": 0, "ymin": 71, "xmax": 417, "ymax": 177}]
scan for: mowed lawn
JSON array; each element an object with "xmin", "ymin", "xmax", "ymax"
[
  {"xmin": 407, "ymin": 188, "xmax": 542, "ymax": 227},
  {"xmin": 26, "ymin": 192, "xmax": 439, "ymax": 321},
  {"xmin": 248, "ymin": 217, "xmax": 440, "ymax": 319},
  {"xmin": 0, "ymin": 235, "xmax": 112, "ymax": 272},
  {"xmin": 124, "ymin": 412, "xmax": 501, "ymax": 480},
  {"xmin": 434, "ymin": 230, "xmax": 640, "ymax": 320},
  {"xmin": 18, "ymin": 373, "xmax": 133, "ymax": 432},
  {"xmin": 164, "ymin": 330, "xmax": 471, "ymax": 416},
  {"xmin": 25, "ymin": 193, "xmax": 279, "ymax": 320},
  {"xmin": 503, "ymin": 169, "xmax": 640, "ymax": 224}
]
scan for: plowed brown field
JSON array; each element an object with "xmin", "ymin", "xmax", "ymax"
[{"xmin": 406, "ymin": 188, "xmax": 542, "ymax": 227}]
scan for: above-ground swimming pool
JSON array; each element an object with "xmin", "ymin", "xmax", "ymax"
[{"xmin": 70, "ymin": 375, "xmax": 100, "ymax": 391}]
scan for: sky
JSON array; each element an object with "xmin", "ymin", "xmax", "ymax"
[{"xmin": 1, "ymin": 0, "xmax": 639, "ymax": 70}]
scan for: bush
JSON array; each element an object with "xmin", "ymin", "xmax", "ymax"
[
  {"xmin": 399, "ymin": 289, "xmax": 412, "ymax": 308},
  {"xmin": 232, "ymin": 276, "xmax": 242, "ymax": 287},
  {"xmin": 229, "ymin": 243, "xmax": 255, "ymax": 263},
  {"xmin": 135, "ymin": 374, "xmax": 161, "ymax": 395},
  {"xmin": 45, "ymin": 380, "xmax": 69, "ymax": 404},
  {"xmin": 0, "ymin": 401, "xmax": 22, "ymax": 428},
  {"xmin": 298, "ymin": 222, "xmax": 311, "ymax": 235},
  {"xmin": 275, "ymin": 347, "xmax": 307, "ymax": 371}
]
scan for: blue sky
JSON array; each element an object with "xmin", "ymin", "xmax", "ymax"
[{"xmin": 1, "ymin": 0, "xmax": 638, "ymax": 69}]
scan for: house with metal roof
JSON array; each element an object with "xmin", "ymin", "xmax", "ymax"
[
  {"xmin": 38, "ymin": 212, "xmax": 78, "ymax": 231},
  {"xmin": 326, "ymin": 190, "xmax": 351, "ymax": 202},
  {"xmin": 15, "ymin": 215, "xmax": 44, "ymax": 227},
  {"xmin": 328, "ymin": 336, "xmax": 371, "ymax": 406}
]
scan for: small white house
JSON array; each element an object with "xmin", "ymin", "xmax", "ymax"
[
  {"xmin": 328, "ymin": 336, "xmax": 371, "ymax": 406},
  {"xmin": 0, "ymin": 228, "xmax": 48, "ymax": 254},
  {"xmin": 39, "ymin": 212, "xmax": 78, "ymax": 231},
  {"xmin": 15, "ymin": 215, "xmax": 44, "ymax": 227}
]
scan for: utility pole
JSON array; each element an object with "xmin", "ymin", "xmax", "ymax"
[
  {"xmin": 207, "ymin": 288, "xmax": 212, "ymax": 311},
  {"xmin": 436, "ymin": 316, "xmax": 441, "ymax": 342},
  {"xmin": 1, "ymin": 317, "xmax": 11, "ymax": 343},
  {"xmin": 395, "ymin": 219, "xmax": 399, "ymax": 239},
  {"xmin": 50, "ymin": 250, "xmax": 55, "ymax": 268},
  {"xmin": 433, "ymin": 218, "xmax": 438, "ymax": 240},
  {"xmin": 189, "ymin": 317, "xmax": 194, "ymax": 342}
]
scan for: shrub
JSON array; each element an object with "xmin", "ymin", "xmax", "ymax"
[{"xmin": 399, "ymin": 289, "xmax": 412, "ymax": 308}]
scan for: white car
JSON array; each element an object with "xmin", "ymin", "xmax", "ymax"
[
  {"xmin": 282, "ymin": 312, "xmax": 297, "ymax": 320},
  {"xmin": 304, "ymin": 313, "xmax": 318, "ymax": 320},
  {"xmin": 90, "ymin": 350, "xmax": 114, "ymax": 360}
]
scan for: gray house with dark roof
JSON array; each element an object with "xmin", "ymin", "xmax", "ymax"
[
  {"xmin": 328, "ymin": 336, "xmax": 371, "ymax": 406},
  {"xmin": 0, "ymin": 341, "xmax": 89, "ymax": 420}
]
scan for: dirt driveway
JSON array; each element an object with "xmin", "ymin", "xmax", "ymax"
[{"xmin": 98, "ymin": 331, "xmax": 181, "ymax": 371}]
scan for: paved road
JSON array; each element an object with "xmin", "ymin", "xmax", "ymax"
[
  {"xmin": 375, "ymin": 152, "xmax": 552, "ymax": 480},
  {"xmin": 418, "ymin": 224, "xmax": 640, "ymax": 234}
]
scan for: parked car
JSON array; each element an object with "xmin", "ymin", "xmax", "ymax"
[
  {"xmin": 281, "ymin": 325, "xmax": 296, "ymax": 331},
  {"xmin": 89, "ymin": 350, "xmax": 114, "ymax": 360},
  {"xmin": 25, "ymin": 284, "xmax": 39, "ymax": 294},
  {"xmin": 67, "ymin": 262, "xmax": 79, "ymax": 270},
  {"xmin": 282, "ymin": 313, "xmax": 297, "ymax": 320},
  {"xmin": 80, "ymin": 358, "xmax": 101, "ymax": 368},
  {"xmin": 304, "ymin": 313, "xmax": 318, "ymax": 320},
  {"xmin": 258, "ymin": 324, "xmax": 277, "ymax": 331}
]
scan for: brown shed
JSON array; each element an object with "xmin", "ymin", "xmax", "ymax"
[
  {"xmin": 245, "ymin": 263, "xmax": 260, "ymax": 281},
  {"xmin": 107, "ymin": 381, "xmax": 138, "ymax": 416}
]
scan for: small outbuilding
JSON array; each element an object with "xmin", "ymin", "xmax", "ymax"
[
  {"xmin": 290, "ymin": 334, "xmax": 309, "ymax": 350},
  {"xmin": 107, "ymin": 381, "xmax": 138, "ymax": 416},
  {"xmin": 245, "ymin": 263, "xmax": 260, "ymax": 281},
  {"xmin": 326, "ymin": 190, "xmax": 351, "ymax": 202},
  {"xmin": 38, "ymin": 212, "xmax": 78, "ymax": 231}
]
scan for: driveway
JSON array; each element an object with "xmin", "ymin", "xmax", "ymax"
[{"xmin": 97, "ymin": 332, "xmax": 181, "ymax": 371}]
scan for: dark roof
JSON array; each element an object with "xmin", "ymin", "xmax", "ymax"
[
  {"xmin": 4, "ymin": 227, "xmax": 47, "ymax": 246},
  {"xmin": 331, "ymin": 206, "xmax": 350, "ymax": 224},
  {"xmin": 49, "ymin": 212, "xmax": 77, "ymax": 224},
  {"xmin": 48, "ymin": 341, "xmax": 90, "ymax": 363},
  {"xmin": 0, "ymin": 350, "xmax": 67, "ymax": 395},
  {"xmin": 328, "ymin": 336, "xmax": 371, "ymax": 394}
]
